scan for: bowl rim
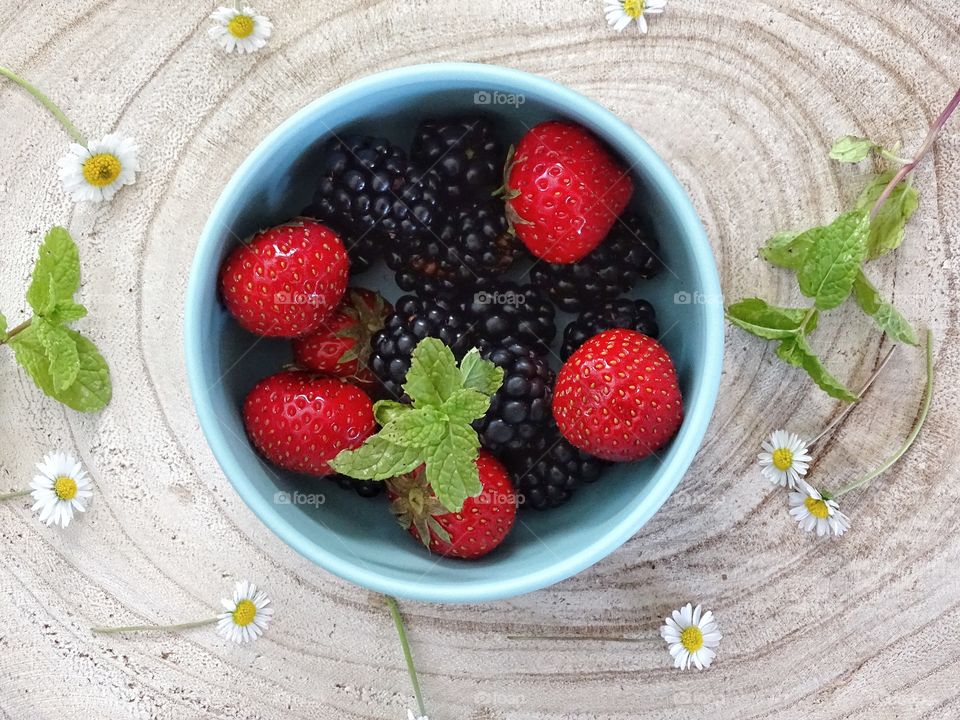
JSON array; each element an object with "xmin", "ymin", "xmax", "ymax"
[{"xmin": 185, "ymin": 61, "xmax": 724, "ymax": 603}]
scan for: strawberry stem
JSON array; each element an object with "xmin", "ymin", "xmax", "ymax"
[{"xmin": 385, "ymin": 595, "xmax": 427, "ymax": 718}]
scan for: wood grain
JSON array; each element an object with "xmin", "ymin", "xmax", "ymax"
[{"xmin": 1, "ymin": 1, "xmax": 958, "ymax": 718}]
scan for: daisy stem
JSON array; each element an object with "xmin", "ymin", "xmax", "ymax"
[
  {"xmin": 869, "ymin": 85, "xmax": 960, "ymax": 221},
  {"xmin": 1, "ymin": 319, "xmax": 32, "ymax": 345},
  {"xmin": 809, "ymin": 345, "xmax": 897, "ymax": 446},
  {"xmin": 385, "ymin": 595, "xmax": 427, "ymax": 719},
  {"xmin": 0, "ymin": 489, "xmax": 30, "ymax": 501},
  {"xmin": 91, "ymin": 617, "xmax": 218, "ymax": 634},
  {"xmin": 833, "ymin": 330, "xmax": 934, "ymax": 498},
  {"xmin": 507, "ymin": 634, "xmax": 639, "ymax": 641},
  {"xmin": 0, "ymin": 66, "xmax": 86, "ymax": 146}
]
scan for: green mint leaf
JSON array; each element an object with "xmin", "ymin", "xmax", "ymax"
[
  {"xmin": 373, "ymin": 400, "xmax": 411, "ymax": 426},
  {"xmin": 797, "ymin": 211, "xmax": 869, "ymax": 310},
  {"xmin": 853, "ymin": 270, "xmax": 919, "ymax": 346},
  {"xmin": 829, "ymin": 136, "xmax": 877, "ymax": 163},
  {"xmin": 441, "ymin": 388, "xmax": 493, "ymax": 425},
  {"xmin": 761, "ymin": 231, "xmax": 811, "ymax": 270},
  {"xmin": 46, "ymin": 300, "xmax": 88, "ymax": 325},
  {"xmin": 776, "ymin": 335, "xmax": 857, "ymax": 401},
  {"xmin": 725, "ymin": 299, "xmax": 815, "ymax": 340},
  {"xmin": 8, "ymin": 326, "xmax": 111, "ymax": 412},
  {"xmin": 855, "ymin": 171, "xmax": 919, "ymax": 259},
  {"xmin": 34, "ymin": 318, "xmax": 80, "ymax": 392},
  {"xmin": 402, "ymin": 338, "xmax": 461, "ymax": 409},
  {"xmin": 378, "ymin": 407, "xmax": 447, "ymax": 448},
  {"xmin": 425, "ymin": 423, "xmax": 482, "ymax": 512},
  {"xmin": 329, "ymin": 434, "xmax": 423, "ymax": 480},
  {"xmin": 459, "ymin": 348, "xmax": 504, "ymax": 396},
  {"xmin": 0, "ymin": 312, "xmax": 6, "ymax": 341},
  {"xmin": 25, "ymin": 227, "xmax": 81, "ymax": 315}
]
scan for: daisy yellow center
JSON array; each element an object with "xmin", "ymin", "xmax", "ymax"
[
  {"xmin": 772, "ymin": 447, "xmax": 794, "ymax": 471},
  {"xmin": 804, "ymin": 496, "xmax": 831, "ymax": 519},
  {"xmin": 82, "ymin": 153, "xmax": 122, "ymax": 187},
  {"xmin": 680, "ymin": 626, "xmax": 704, "ymax": 652},
  {"xmin": 53, "ymin": 476, "xmax": 78, "ymax": 500},
  {"xmin": 228, "ymin": 14, "xmax": 255, "ymax": 38},
  {"xmin": 232, "ymin": 599, "xmax": 257, "ymax": 626},
  {"xmin": 623, "ymin": 0, "xmax": 645, "ymax": 18}
]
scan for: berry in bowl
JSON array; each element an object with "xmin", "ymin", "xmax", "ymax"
[{"xmin": 185, "ymin": 63, "xmax": 723, "ymax": 603}]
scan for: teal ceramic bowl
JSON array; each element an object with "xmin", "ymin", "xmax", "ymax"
[{"xmin": 185, "ymin": 62, "xmax": 723, "ymax": 603}]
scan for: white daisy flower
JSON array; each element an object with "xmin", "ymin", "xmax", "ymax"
[
  {"xmin": 217, "ymin": 579, "xmax": 274, "ymax": 643},
  {"xmin": 58, "ymin": 133, "xmax": 139, "ymax": 203},
  {"xmin": 604, "ymin": 0, "xmax": 667, "ymax": 33},
  {"xmin": 659, "ymin": 603, "xmax": 722, "ymax": 671},
  {"xmin": 407, "ymin": 711, "xmax": 428, "ymax": 720},
  {"xmin": 29, "ymin": 451, "xmax": 93, "ymax": 528},
  {"xmin": 209, "ymin": 6, "xmax": 273, "ymax": 54},
  {"xmin": 758, "ymin": 429, "xmax": 811, "ymax": 489},
  {"xmin": 788, "ymin": 481, "xmax": 851, "ymax": 537}
]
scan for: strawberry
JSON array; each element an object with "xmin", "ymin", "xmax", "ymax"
[
  {"xmin": 503, "ymin": 121, "xmax": 633, "ymax": 263},
  {"xmin": 387, "ymin": 451, "xmax": 517, "ymax": 559},
  {"xmin": 552, "ymin": 329, "xmax": 683, "ymax": 461},
  {"xmin": 291, "ymin": 288, "xmax": 391, "ymax": 388},
  {"xmin": 219, "ymin": 218, "xmax": 349, "ymax": 337},
  {"xmin": 243, "ymin": 371, "xmax": 375, "ymax": 476}
]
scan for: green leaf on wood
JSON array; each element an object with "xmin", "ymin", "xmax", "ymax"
[
  {"xmin": 725, "ymin": 299, "xmax": 816, "ymax": 340},
  {"xmin": 855, "ymin": 171, "xmax": 920, "ymax": 259},
  {"xmin": 25, "ymin": 227, "xmax": 80, "ymax": 315},
  {"xmin": 852, "ymin": 270, "xmax": 919, "ymax": 346},
  {"xmin": 775, "ymin": 335, "xmax": 857, "ymax": 402},
  {"xmin": 797, "ymin": 211, "xmax": 869, "ymax": 310}
]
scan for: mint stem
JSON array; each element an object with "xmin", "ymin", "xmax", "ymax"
[
  {"xmin": 0, "ymin": 489, "xmax": 30, "ymax": 501},
  {"xmin": 833, "ymin": 330, "xmax": 934, "ymax": 498},
  {"xmin": 809, "ymin": 345, "xmax": 897, "ymax": 446},
  {"xmin": 385, "ymin": 595, "xmax": 427, "ymax": 718},
  {"xmin": 1, "ymin": 318, "xmax": 32, "ymax": 345},
  {"xmin": 869, "ymin": 86, "xmax": 960, "ymax": 220},
  {"xmin": 0, "ymin": 66, "xmax": 86, "ymax": 145},
  {"xmin": 91, "ymin": 617, "xmax": 219, "ymax": 634}
]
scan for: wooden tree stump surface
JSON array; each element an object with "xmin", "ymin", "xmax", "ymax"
[{"xmin": 1, "ymin": 2, "xmax": 958, "ymax": 718}]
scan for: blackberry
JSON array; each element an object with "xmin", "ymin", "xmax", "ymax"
[
  {"xmin": 475, "ymin": 341, "xmax": 554, "ymax": 453},
  {"xmin": 369, "ymin": 295, "xmax": 473, "ymax": 401},
  {"xmin": 561, "ymin": 298, "xmax": 659, "ymax": 360},
  {"xmin": 410, "ymin": 116, "xmax": 504, "ymax": 204},
  {"xmin": 465, "ymin": 280, "xmax": 556, "ymax": 353},
  {"xmin": 503, "ymin": 425, "xmax": 608, "ymax": 510},
  {"xmin": 331, "ymin": 474, "xmax": 383, "ymax": 498},
  {"xmin": 305, "ymin": 135, "xmax": 443, "ymax": 273},
  {"xmin": 390, "ymin": 199, "xmax": 518, "ymax": 298},
  {"xmin": 530, "ymin": 213, "xmax": 662, "ymax": 312}
]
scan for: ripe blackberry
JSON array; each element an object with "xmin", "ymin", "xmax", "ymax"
[
  {"xmin": 465, "ymin": 280, "xmax": 556, "ymax": 353},
  {"xmin": 475, "ymin": 341, "xmax": 554, "ymax": 453},
  {"xmin": 410, "ymin": 116, "xmax": 504, "ymax": 204},
  {"xmin": 390, "ymin": 199, "xmax": 518, "ymax": 298},
  {"xmin": 331, "ymin": 474, "xmax": 383, "ymax": 498},
  {"xmin": 561, "ymin": 298, "xmax": 659, "ymax": 360},
  {"xmin": 305, "ymin": 135, "xmax": 443, "ymax": 273},
  {"xmin": 530, "ymin": 213, "xmax": 662, "ymax": 312},
  {"xmin": 369, "ymin": 295, "xmax": 473, "ymax": 401},
  {"xmin": 503, "ymin": 425, "xmax": 608, "ymax": 510}
]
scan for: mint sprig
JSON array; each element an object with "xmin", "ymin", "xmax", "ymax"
[
  {"xmin": 725, "ymin": 84, "xmax": 960, "ymax": 402},
  {"xmin": 1, "ymin": 227, "xmax": 111, "ymax": 412},
  {"xmin": 330, "ymin": 338, "xmax": 504, "ymax": 512}
]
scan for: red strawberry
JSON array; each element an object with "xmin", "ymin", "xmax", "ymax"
[
  {"xmin": 243, "ymin": 371, "xmax": 375, "ymax": 476},
  {"xmin": 291, "ymin": 288, "xmax": 391, "ymax": 388},
  {"xmin": 219, "ymin": 218, "xmax": 349, "ymax": 337},
  {"xmin": 387, "ymin": 451, "xmax": 517, "ymax": 559},
  {"xmin": 503, "ymin": 121, "xmax": 633, "ymax": 263},
  {"xmin": 553, "ymin": 329, "xmax": 683, "ymax": 461}
]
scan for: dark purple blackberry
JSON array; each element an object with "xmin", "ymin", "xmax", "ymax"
[
  {"xmin": 475, "ymin": 341, "xmax": 554, "ymax": 453},
  {"xmin": 503, "ymin": 425, "xmax": 608, "ymax": 510},
  {"xmin": 331, "ymin": 474, "xmax": 383, "ymax": 498},
  {"xmin": 530, "ymin": 213, "xmax": 662, "ymax": 312},
  {"xmin": 410, "ymin": 116, "xmax": 504, "ymax": 204},
  {"xmin": 304, "ymin": 135, "xmax": 443, "ymax": 273},
  {"xmin": 369, "ymin": 295, "xmax": 473, "ymax": 401},
  {"xmin": 390, "ymin": 199, "xmax": 518, "ymax": 298},
  {"xmin": 465, "ymin": 281, "xmax": 556, "ymax": 353},
  {"xmin": 561, "ymin": 298, "xmax": 659, "ymax": 360}
]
